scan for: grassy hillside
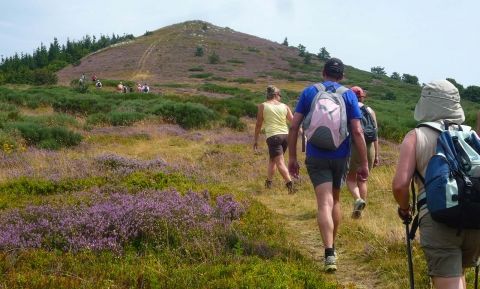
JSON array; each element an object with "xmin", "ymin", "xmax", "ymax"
[
  {"xmin": 0, "ymin": 83, "xmax": 478, "ymax": 288},
  {"xmin": 0, "ymin": 20, "xmax": 479, "ymax": 289}
]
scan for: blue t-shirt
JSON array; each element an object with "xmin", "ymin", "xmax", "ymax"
[{"xmin": 295, "ymin": 81, "xmax": 361, "ymax": 159}]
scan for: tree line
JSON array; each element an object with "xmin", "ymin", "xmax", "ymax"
[
  {"xmin": 0, "ymin": 33, "xmax": 135, "ymax": 85},
  {"xmin": 370, "ymin": 66, "xmax": 480, "ymax": 102}
]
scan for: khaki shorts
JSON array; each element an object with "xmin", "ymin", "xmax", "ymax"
[
  {"xmin": 348, "ymin": 142, "xmax": 375, "ymax": 172},
  {"xmin": 305, "ymin": 156, "xmax": 348, "ymax": 190},
  {"xmin": 266, "ymin": 134, "xmax": 288, "ymax": 159},
  {"xmin": 419, "ymin": 213, "xmax": 480, "ymax": 277}
]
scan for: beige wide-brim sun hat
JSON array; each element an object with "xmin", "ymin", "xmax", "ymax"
[{"xmin": 414, "ymin": 80, "xmax": 465, "ymax": 124}]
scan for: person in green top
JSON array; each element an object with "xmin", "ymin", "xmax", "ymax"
[{"xmin": 254, "ymin": 85, "xmax": 295, "ymax": 193}]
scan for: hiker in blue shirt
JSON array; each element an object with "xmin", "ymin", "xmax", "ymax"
[{"xmin": 288, "ymin": 57, "xmax": 369, "ymax": 272}]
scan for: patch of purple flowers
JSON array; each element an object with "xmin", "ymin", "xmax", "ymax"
[
  {"xmin": 0, "ymin": 190, "xmax": 245, "ymax": 252},
  {"xmin": 94, "ymin": 153, "xmax": 168, "ymax": 175}
]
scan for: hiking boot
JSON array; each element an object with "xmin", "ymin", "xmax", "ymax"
[
  {"xmin": 265, "ymin": 179, "xmax": 272, "ymax": 189},
  {"xmin": 286, "ymin": 181, "xmax": 295, "ymax": 194},
  {"xmin": 324, "ymin": 255, "xmax": 337, "ymax": 273},
  {"xmin": 352, "ymin": 198, "xmax": 366, "ymax": 219}
]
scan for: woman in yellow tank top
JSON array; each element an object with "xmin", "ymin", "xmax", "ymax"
[{"xmin": 254, "ymin": 85, "xmax": 294, "ymax": 193}]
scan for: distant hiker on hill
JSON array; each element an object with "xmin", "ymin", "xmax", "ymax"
[
  {"xmin": 79, "ymin": 73, "xmax": 86, "ymax": 84},
  {"xmin": 117, "ymin": 82, "xmax": 124, "ymax": 93},
  {"xmin": 123, "ymin": 85, "xmax": 128, "ymax": 93},
  {"xmin": 95, "ymin": 80, "xmax": 102, "ymax": 88},
  {"xmin": 137, "ymin": 83, "xmax": 143, "ymax": 93},
  {"xmin": 142, "ymin": 83, "xmax": 150, "ymax": 93},
  {"xmin": 347, "ymin": 86, "xmax": 379, "ymax": 219},
  {"xmin": 392, "ymin": 80, "xmax": 480, "ymax": 289},
  {"xmin": 288, "ymin": 58, "xmax": 369, "ymax": 273},
  {"xmin": 254, "ymin": 85, "xmax": 295, "ymax": 194},
  {"xmin": 91, "ymin": 74, "xmax": 97, "ymax": 82}
]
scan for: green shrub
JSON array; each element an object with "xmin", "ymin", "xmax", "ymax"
[
  {"xmin": 0, "ymin": 102, "xmax": 20, "ymax": 122},
  {"xmin": 189, "ymin": 73, "xmax": 213, "ymax": 79},
  {"xmin": 108, "ymin": 111, "xmax": 146, "ymax": 126},
  {"xmin": 0, "ymin": 129, "xmax": 25, "ymax": 153},
  {"xmin": 149, "ymin": 101, "xmax": 217, "ymax": 129},
  {"xmin": 208, "ymin": 52, "xmax": 220, "ymax": 64},
  {"xmin": 5, "ymin": 122, "xmax": 82, "ymax": 149},
  {"xmin": 381, "ymin": 91, "xmax": 397, "ymax": 100},
  {"xmin": 0, "ymin": 177, "xmax": 104, "ymax": 195},
  {"xmin": 23, "ymin": 114, "xmax": 79, "ymax": 128},
  {"xmin": 231, "ymin": 78, "xmax": 255, "ymax": 84},
  {"xmin": 70, "ymin": 79, "xmax": 89, "ymax": 93},
  {"xmin": 86, "ymin": 113, "xmax": 108, "ymax": 126},
  {"xmin": 210, "ymin": 76, "xmax": 227, "ymax": 81},
  {"xmin": 224, "ymin": 115, "xmax": 246, "ymax": 131},
  {"xmin": 195, "ymin": 46, "xmax": 204, "ymax": 57},
  {"xmin": 53, "ymin": 96, "xmax": 113, "ymax": 115},
  {"xmin": 32, "ymin": 69, "xmax": 58, "ymax": 85},
  {"xmin": 188, "ymin": 66, "xmax": 204, "ymax": 72}
]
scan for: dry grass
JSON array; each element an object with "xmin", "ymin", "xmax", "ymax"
[{"xmin": 0, "ymin": 116, "xmax": 437, "ymax": 288}]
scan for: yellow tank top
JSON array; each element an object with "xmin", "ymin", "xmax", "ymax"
[{"xmin": 263, "ymin": 102, "xmax": 289, "ymax": 138}]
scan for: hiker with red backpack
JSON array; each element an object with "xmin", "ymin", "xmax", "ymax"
[
  {"xmin": 392, "ymin": 80, "xmax": 480, "ymax": 289},
  {"xmin": 347, "ymin": 86, "xmax": 379, "ymax": 219},
  {"xmin": 254, "ymin": 85, "xmax": 295, "ymax": 194},
  {"xmin": 288, "ymin": 58, "xmax": 369, "ymax": 272}
]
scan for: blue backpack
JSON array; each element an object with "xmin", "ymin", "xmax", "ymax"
[{"xmin": 416, "ymin": 121, "xmax": 480, "ymax": 230}]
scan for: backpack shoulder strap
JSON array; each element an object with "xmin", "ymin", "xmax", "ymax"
[
  {"xmin": 335, "ymin": 85, "xmax": 348, "ymax": 96},
  {"xmin": 416, "ymin": 122, "xmax": 444, "ymax": 133},
  {"xmin": 313, "ymin": 83, "xmax": 326, "ymax": 93}
]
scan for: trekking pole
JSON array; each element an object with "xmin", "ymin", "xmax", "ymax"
[
  {"xmin": 475, "ymin": 263, "xmax": 478, "ymax": 289},
  {"xmin": 301, "ymin": 129, "xmax": 306, "ymax": 152},
  {"xmin": 404, "ymin": 217, "xmax": 415, "ymax": 289}
]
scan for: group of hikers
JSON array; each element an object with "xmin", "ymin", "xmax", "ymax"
[
  {"xmin": 116, "ymin": 82, "xmax": 150, "ymax": 93},
  {"xmin": 79, "ymin": 73, "xmax": 103, "ymax": 88},
  {"xmin": 254, "ymin": 57, "xmax": 480, "ymax": 289},
  {"xmin": 79, "ymin": 73, "xmax": 151, "ymax": 93}
]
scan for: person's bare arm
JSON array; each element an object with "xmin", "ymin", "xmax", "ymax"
[
  {"xmin": 350, "ymin": 118, "xmax": 369, "ymax": 181},
  {"xmin": 286, "ymin": 105, "xmax": 294, "ymax": 123},
  {"xmin": 476, "ymin": 111, "xmax": 480, "ymax": 135},
  {"xmin": 253, "ymin": 104, "xmax": 264, "ymax": 151},
  {"xmin": 392, "ymin": 130, "xmax": 417, "ymax": 211},
  {"xmin": 287, "ymin": 113, "xmax": 304, "ymax": 178}
]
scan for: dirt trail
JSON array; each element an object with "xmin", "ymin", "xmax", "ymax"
[
  {"xmin": 255, "ymin": 191, "xmax": 382, "ymax": 288},
  {"xmin": 132, "ymin": 40, "xmax": 159, "ymax": 78}
]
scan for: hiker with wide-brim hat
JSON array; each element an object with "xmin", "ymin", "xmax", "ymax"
[
  {"xmin": 254, "ymin": 85, "xmax": 295, "ymax": 194},
  {"xmin": 392, "ymin": 79, "xmax": 480, "ymax": 289}
]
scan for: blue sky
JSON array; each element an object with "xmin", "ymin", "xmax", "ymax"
[{"xmin": 1, "ymin": 0, "xmax": 478, "ymax": 87}]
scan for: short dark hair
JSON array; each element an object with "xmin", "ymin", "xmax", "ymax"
[{"xmin": 323, "ymin": 57, "xmax": 344, "ymax": 79}]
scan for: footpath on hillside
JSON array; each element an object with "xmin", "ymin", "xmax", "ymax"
[{"xmin": 254, "ymin": 188, "xmax": 382, "ymax": 289}]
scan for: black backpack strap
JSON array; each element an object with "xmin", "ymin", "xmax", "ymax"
[{"xmin": 408, "ymin": 170, "xmax": 424, "ymax": 240}]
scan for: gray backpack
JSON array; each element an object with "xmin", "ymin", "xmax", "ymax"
[{"xmin": 303, "ymin": 83, "xmax": 348, "ymax": 150}]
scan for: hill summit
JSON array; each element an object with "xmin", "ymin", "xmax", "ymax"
[{"xmin": 57, "ymin": 20, "xmax": 311, "ymax": 85}]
